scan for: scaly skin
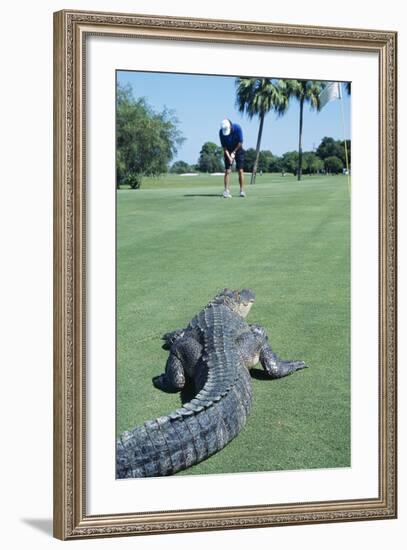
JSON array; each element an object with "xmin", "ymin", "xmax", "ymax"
[{"xmin": 116, "ymin": 289, "xmax": 307, "ymax": 478}]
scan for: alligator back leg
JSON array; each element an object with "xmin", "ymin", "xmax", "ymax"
[
  {"xmin": 153, "ymin": 336, "xmax": 203, "ymax": 392},
  {"xmin": 152, "ymin": 353, "xmax": 186, "ymax": 392}
]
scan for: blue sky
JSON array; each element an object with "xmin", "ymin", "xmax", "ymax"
[{"xmin": 117, "ymin": 71, "xmax": 351, "ymax": 165}]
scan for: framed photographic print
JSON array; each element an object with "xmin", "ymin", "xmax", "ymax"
[{"xmin": 53, "ymin": 9, "xmax": 397, "ymax": 540}]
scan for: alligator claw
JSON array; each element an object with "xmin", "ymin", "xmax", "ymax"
[
  {"xmin": 263, "ymin": 360, "xmax": 309, "ymax": 378},
  {"xmin": 292, "ymin": 361, "xmax": 308, "ymax": 371}
]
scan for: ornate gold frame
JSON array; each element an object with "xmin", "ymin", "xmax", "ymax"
[{"xmin": 53, "ymin": 9, "xmax": 397, "ymax": 540}]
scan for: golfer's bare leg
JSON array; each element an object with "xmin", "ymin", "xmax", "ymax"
[
  {"xmin": 224, "ymin": 169, "xmax": 231, "ymax": 192},
  {"xmin": 238, "ymin": 169, "xmax": 245, "ymax": 193}
]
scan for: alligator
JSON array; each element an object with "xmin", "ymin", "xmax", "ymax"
[{"xmin": 116, "ymin": 288, "xmax": 308, "ymax": 478}]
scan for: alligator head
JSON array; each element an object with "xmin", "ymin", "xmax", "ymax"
[{"xmin": 212, "ymin": 288, "xmax": 256, "ymax": 318}]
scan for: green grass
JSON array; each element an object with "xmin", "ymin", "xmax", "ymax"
[{"xmin": 116, "ymin": 173, "xmax": 350, "ymax": 475}]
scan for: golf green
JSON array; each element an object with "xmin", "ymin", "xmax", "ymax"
[{"xmin": 116, "ymin": 173, "xmax": 350, "ymax": 475}]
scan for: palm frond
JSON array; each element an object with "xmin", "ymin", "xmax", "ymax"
[{"xmin": 235, "ymin": 77, "xmax": 289, "ymax": 118}]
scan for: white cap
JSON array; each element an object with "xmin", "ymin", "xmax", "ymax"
[{"xmin": 221, "ymin": 119, "xmax": 232, "ymax": 136}]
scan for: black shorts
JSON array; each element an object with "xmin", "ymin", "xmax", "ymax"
[{"xmin": 224, "ymin": 149, "xmax": 245, "ymax": 171}]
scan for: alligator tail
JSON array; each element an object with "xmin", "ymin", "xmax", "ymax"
[{"xmin": 116, "ymin": 364, "xmax": 252, "ymax": 478}]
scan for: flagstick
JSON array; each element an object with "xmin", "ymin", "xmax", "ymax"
[{"xmin": 339, "ymin": 83, "xmax": 351, "ymax": 196}]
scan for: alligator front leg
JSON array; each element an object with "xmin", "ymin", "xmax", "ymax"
[
  {"xmin": 152, "ymin": 353, "xmax": 186, "ymax": 392},
  {"xmin": 259, "ymin": 344, "xmax": 308, "ymax": 379}
]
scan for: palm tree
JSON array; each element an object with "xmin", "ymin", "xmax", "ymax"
[
  {"xmin": 235, "ymin": 78, "xmax": 288, "ymax": 185},
  {"xmin": 285, "ymin": 80, "xmax": 325, "ymax": 181}
]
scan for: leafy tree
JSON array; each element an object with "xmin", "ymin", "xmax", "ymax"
[
  {"xmin": 302, "ymin": 152, "xmax": 324, "ymax": 175},
  {"xmin": 197, "ymin": 142, "xmax": 224, "ymax": 173},
  {"xmin": 339, "ymin": 139, "xmax": 351, "ymax": 168},
  {"xmin": 243, "ymin": 148, "xmax": 257, "ymax": 172},
  {"xmin": 285, "ymin": 80, "xmax": 325, "ymax": 181},
  {"xmin": 235, "ymin": 78, "xmax": 288, "ymax": 185},
  {"xmin": 324, "ymin": 155, "xmax": 344, "ymax": 174},
  {"xmin": 243, "ymin": 149, "xmax": 276, "ymax": 173},
  {"xmin": 268, "ymin": 154, "xmax": 283, "ymax": 173},
  {"xmin": 170, "ymin": 160, "xmax": 191, "ymax": 174},
  {"xmin": 281, "ymin": 150, "xmax": 325, "ymax": 176},
  {"xmin": 116, "ymin": 83, "xmax": 184, "ymax": 188},
  {"xmin": 258, "ymin": 150, "xmax": 275, "ymax": 172},
  {"xmin": 317, "ymin": 137, "xmax": 351, "ymax": 170},
  {"xmin": 281, "ymin": 151, "xmax": 299, "ymax": 175},
  {"xmin": 316, "ymin": 136, "xmax": 342, "ymax": 160}
]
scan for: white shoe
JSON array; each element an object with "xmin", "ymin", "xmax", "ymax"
[
  {"xmin": 240, "ymin": 190, "xmax": 246, "ymax": 197},
  {"xmin": 223, "ymin": 190, "xmax": 232, "ymax": 198}
]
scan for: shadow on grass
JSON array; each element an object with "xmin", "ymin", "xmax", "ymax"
[
  {"xmin": 249, "ymin": 367, "xmax": 275, "ymax": 381},
  {"xmin": 152, "ymin": 377, "xmax": 197, "ymax": 405},
  {"xmin": 154, "ymin": 369, "xmax": 276, "ymax": 404},
  {"xmin": 183, "ymin": 194, "xmax": 222, "ymax": 197},
  {"xmin": 151, "ymin": 378, "xmax": 180, "ymax": 394},
  {"xmin": 250, "ymin": 366, "xmax": 309, "ymax": 380}
]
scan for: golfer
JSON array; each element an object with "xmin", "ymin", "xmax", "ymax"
[{"xmin": 219, "ymin": 119, "xmax": 246, "ymax": 198}]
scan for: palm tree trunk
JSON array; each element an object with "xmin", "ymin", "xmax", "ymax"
[
  {"xmin": 297, "ymin": 96, "xmax": 304, "ymax": 181},
  {"xmin": 251, "ymin": 112, "xmax": 265, "ymax": 185}
]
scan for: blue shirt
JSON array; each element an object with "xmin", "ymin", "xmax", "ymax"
[{"xmin": 219, "ymin": 123, "xmax": 243, "ymax": 151}]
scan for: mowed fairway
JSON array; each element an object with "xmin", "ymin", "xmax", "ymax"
[{"xmin": 116, "ymin": 173, "xmax": 350, "ymax": 475}]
